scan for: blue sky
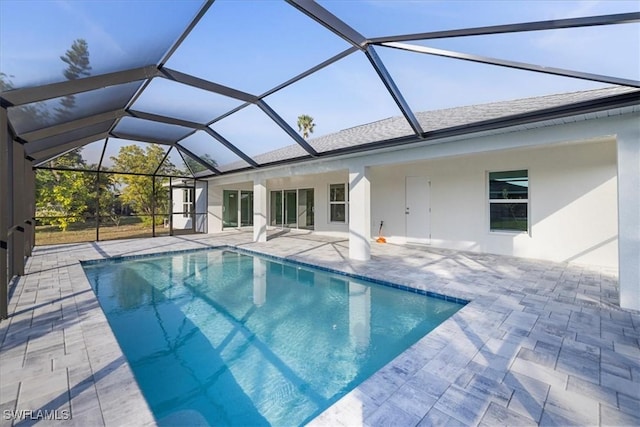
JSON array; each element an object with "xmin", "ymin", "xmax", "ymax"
[{"xmin": 1, "ymin": 0, "xmax": 638, "ymax": 168}]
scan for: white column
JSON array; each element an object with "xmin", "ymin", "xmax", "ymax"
[
  {"xmin": 253, "ymin": 178, "xmax": 267, "ymax": 243},
  {"xmin": 207, "ymin": 185, "xmax": 223, "ymax": 232},
  {"xmin": 349, "ymin": 165, "xmax": 371, "ymax": 261},
  {"xmin": 617, "ymin": 128, "xmax": 640, "ymax": 310}
]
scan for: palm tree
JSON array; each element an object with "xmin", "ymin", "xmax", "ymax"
[{"xmin": 297, "ymin": 114, "xmax": 315, "ymax": 139}]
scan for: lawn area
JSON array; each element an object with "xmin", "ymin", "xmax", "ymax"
[{"xmin": 35, "ymin": 216, "xmax": 170, "ymax": 245}]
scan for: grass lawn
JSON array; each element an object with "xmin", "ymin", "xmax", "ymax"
[{"xmin": 35, "ymin": 217, "xmax": 170, "ymax": 245}]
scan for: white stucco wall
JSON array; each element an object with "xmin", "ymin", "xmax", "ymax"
[
  {"xmin": 208, "ymin": 181, "xmax": 253, "ymax": 232},
  {"xmin": 172, "ymin": 182, "xmax": 207, "ymax": 232},
  {"xmin": 208, "ymin": 138, "xmax": 618, "ymax": 267},
  {"xmin": 206, "ymin": 140, "xmax": 618, "ymax": 267},
  {"xmin": 195, "ymin": 181, "xmax": 207, "ymax": 233},
  {"xmin": 370, "ymin": 139, "xmax": 618, "ymax": 267},
  {"xmin": 207, "ymin": 171, "xmax": 349, "ymax": 235},
  {"xmin": 267, "ymin": 171, "xmax": 349, "ymax": 235}
]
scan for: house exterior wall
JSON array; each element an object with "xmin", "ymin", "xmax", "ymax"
[
  {"xmin": 370, "ymin": 139, "xmax": 618, "ymax": 267},
  {"xmin": 171, "ymin": 187, "xmax": 189, "ymax": 230},
  {"xmin": 203, "ymin": 112, "xmax": 637, "ymax": 307},
  {"xmin": 208, "ymin": 181, "xmax": 252, "ymax": 232},
  {"xmin": 195, "ymin": 181, "xmax": 207, "ymax": 233},
  {"xmin": 172, "ymin": 182, "xmax": 207, "ymax": 232},
  {"xmin": 267, "ymin": 171, "xmax": 349, "ymax": 235},
  {"xmin": 206, "ymin": 139, "xmax": 617, "ymax": 266},
  {"xmin": 207, "ymin": 172, "xmax": 349, "ymax": 234},
  {"xmin": 206, "ymin": 114, "xmax": 637, "ymax": 270}
]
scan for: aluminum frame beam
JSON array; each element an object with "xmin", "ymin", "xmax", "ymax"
[
  {"xmin": 382, "ymin": 42, "xmax": 640, "ymax": 88},
  {"xmin": 131, "ymin": 110, "xmax": 262, "ymax": 170},
  {"xmin": 259, "ymin": 47, "xmax": 359, "ymax": 99},
  {"xmin": 38, "ymin": 165, "xmax": 195, "ymax": 180},
  {"xmin": 365, "ymin": 46, "xmax": 423, "ymax": 135},
  {"xmin": 159, "ymin": 0, "xmax": 215, "ymax": 68},
  {"xmin": 285, "ymin": 0, "xmax": 367, "ymax": 48},
  {"xmin": 160, "ymin": 68, "xmax": 258, "ymax": 103},
  {"xmin": 256, "ymin": 100, "xmax": 318, "ymax": 156},
  {"xmin": 203, "ymin": 127, "xmax": 259, "ymax": 167},
  {"xmin": 127, "ymin": 110, "xmax": 204, "ymax": 130},
  {"xmin": 0, "ymin": 66, "xmax": 159, "ymax": 107},
  {"xmin": 0, "ymin": 108, "xmax": 9, "ymax": 319},
  {"xmin": 108, "ymin": 132, "xmax": 176, "ymax": 146},
  {"xmin": 174, "ymin": 144, "xmax": 222, "ymax": 175},
  {"xmin": 26, "ymin": 121, "xmax": 113, "ymax": 156},
  {"xmin": 153, "ymin": 145, "xmax": 174, "ymax": 176},
  {"xmin": 19, "ymin": 109, "xmax": 125, "ymax": 141},
  {"xmin": 30, "ymin": 133, "xmax": 109, "ymax": 164},
  {"xmin": 370, "ymin": 12, "xmax": 640, "ymax": 43}
]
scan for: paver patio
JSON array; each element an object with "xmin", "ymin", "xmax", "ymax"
[{"xmin": 1, "ymin": 230, "xmax": 638, "ymax": 426}]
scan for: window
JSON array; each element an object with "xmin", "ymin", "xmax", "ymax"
[
  {"xmin": 489, "ymin": 170, "xmax": 528, "ymax": 232},
  {"xmin": 182, "ymin": 188, "xmax": 194, "ymax": 218},
  {"xmin": 329, "ymin": 183, "xmax": 347, "ymax": 223}
]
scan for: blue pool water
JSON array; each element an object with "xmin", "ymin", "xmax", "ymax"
[{"xmin": 83, "ymin": 248, "xmax": 464, "ymax": 426}]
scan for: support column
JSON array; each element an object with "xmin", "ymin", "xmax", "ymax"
[
  {"xmin": 617, "ymin": 128, "xmax": 640, "ymax": 310},
  {"xmin": 12, "ymin": 139, "xmax": 25, "ymax": 276},
  {"xmin": 253, "ymin": 178, "xmax": 267, "ymax": 243},
  {"xmin": 349, "ymin": 165, "xmax": 371, "ymax": 261},
  {"xmin": 0, "ymin": 107, "xmax": 9, "ymax": 319},
  {"xmin": 23, "ymin": 159, "xmax": 35, "ymax": 256}
]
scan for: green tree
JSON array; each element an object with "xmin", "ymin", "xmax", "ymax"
[
  {"xmin": 297, "ymin": 114, "xmax": 315, "ymax": 139},
  {"xmin": 111, "ymin": 145, "xmax": 177, "ymax": 225},
  {"xmin": 35, "ymin": 150, "xmax": 94, "ymax": 231},
  {"xmin": 96, "ymin": 173, "xmax": 122, "ymax": 227},
  {"xmin": 56, "ymin": 39, "xmax": 91, "ymax": 121}
]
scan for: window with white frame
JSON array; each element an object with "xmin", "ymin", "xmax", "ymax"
[
  {"xmin": 329, "ymin": 183, "xmax": 347, "ymax": 223},
  {"xmin": 489, "ymin": 170, "xmax": 528, "ymax": 232},
  {"xmin": 182, "ymin": 188, "xmax": 194, "ymax": 218}
]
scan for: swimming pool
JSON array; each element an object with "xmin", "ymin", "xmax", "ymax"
[{"xmin": 83, "ymin": 248, "xmax": 465, "ymax": 426}]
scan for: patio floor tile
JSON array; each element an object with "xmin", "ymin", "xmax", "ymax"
[{"xmin": 1, "ymin": 231, "xmax": 638, "ymax": 426}]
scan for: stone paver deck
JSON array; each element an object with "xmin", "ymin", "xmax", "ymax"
[{"xmin": 1, "ymin": 230, "xmax": 638, "ymax": 426}]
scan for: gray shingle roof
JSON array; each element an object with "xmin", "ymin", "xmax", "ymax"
[{"xmin": 218, "ymin": 86, "xmax": 640, "ymax": 172}]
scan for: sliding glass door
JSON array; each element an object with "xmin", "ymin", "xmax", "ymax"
[
  {"xmin": 240, "ymin": 191, "xmax": 253, "ymax": 227},
  {"xmin": 284, "ymin": 190, "xmax": 297, "ymax": 228},
  {"xmin": 298, "ymin": 189, "xmax": 314, "ymax": 229},
  {"xmin": 270, "ymin": 191, "xmax": 283, "ymax": 227},
  {"xmin": 223, "ymin": 190, "xmax": 238, "ymax": 228},
  {"xmin": 223, "ymin": 190, "xmax": 253, "ymax": 228},
  {"xmin": 270, "ymin": 189, "xmax": 314, "ymax": 230}
]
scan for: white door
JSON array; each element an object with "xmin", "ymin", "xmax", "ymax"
[{"xmin": 405, "ymin": 176, "xmax": 430, "ymax": 244}]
